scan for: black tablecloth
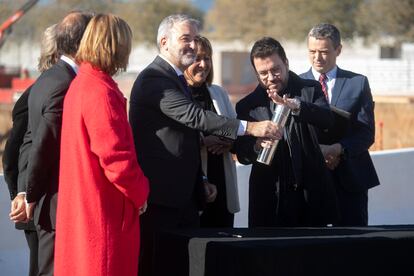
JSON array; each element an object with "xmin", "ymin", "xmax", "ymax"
[{"xmin": 153, "ymin": 226, "xmax": 414, "ymax": 276}]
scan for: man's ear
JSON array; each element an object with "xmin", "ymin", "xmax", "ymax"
[
  {"xmin": 160, "ymin": 36, "xmax": 168, "ymax": 50},
  {"xmin": 336, "ymin": 44, "xmax": 342, "ymax": 57}
]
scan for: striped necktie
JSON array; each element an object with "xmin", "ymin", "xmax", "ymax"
[{"xmin": 319, "ymin": 73, "xmax": 329, "ymax": 101}]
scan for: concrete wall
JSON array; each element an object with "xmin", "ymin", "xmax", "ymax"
[{"xmin": 1, "ymin": 148, "xmax": 413, "ymax": 274}]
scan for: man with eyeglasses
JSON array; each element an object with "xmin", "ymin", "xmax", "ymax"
[{"xmin": 235, "ymin": 37, "xmax": 339, "ymax": 227}]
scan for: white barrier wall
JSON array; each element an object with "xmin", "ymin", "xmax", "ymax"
[
  {"xmin": 235, "ymin": 148, "xmax": 414, "ymax": 227},
  {"xmin": 1, "ymin": 148, "xmax": 413, "ymax": 274}
]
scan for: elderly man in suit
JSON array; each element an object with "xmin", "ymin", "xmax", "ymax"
[
  {"xmin": 129, "ymin": 14, "xmax": 278, "ymax": 276},
  {"xmin": 18, "ymin": 12, "xmax": 92, "ymax": 276},
  {"xmin": 300, "ymin": 23, "xmax": 380, "ymax": 226}
]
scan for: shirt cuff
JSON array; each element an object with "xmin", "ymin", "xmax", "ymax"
[
  {"xmin": 17, "ymin": 192, "xmax": 26, "ymax": 196},
  {"xmin": 238, "ymin": 120, "xmax": 247, "ymax": 136}
]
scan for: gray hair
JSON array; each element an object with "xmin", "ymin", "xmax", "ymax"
[
  {"xmin": 156, "ymin": 14, "xmax": 200, "ymax": 49},
  {"xmin": 308, "ymin": 23, "xmax": 341, "ymax": 49},
  {"xmin": 38, "ymin": 24, "xmax": 58, "ymax": 72}
]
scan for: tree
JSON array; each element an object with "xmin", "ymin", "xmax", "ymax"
[
  {"xmin": 0, "ymin": 0, "xmax": 202, "ymax": 46},
  {"xmin": 115, "ymin": 0, "xmax": 203, "ymax": 45},
  {"xmin": 356, "ymin": 0, "xmax": 414, "ymax": 43},
  {"xmin": 206, "ymin": 0, "xmax": 363, "ymax": 43}
]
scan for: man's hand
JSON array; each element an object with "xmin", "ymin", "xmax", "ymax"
[
  {"xmin": 25, "ymin": 202, "xmax": 36, "ymax": 221},
  {"xmin": 245, "ymin": 121, "xmax": 278, "ymax": 139},
  {"xmin": 9, "ymin": 194, "xmax": 27, "ymax": 223},
  {"xmin": 139, "ymin": 201, "xmax": 148, "ymax": 215},
  {"xmin": 267, "ymin": 86, "xmax": 300, "ymax": 111},
  {"xmin": 254, "ymin": 127, "xmax": 284, "ymax": 151},
  {"xmin": 203, "ymin": 135, "xmax": 233, "ymax": 155},
  {"xmin": 204, "ymin": 182, "xmax": 217, "ymax": 203},
  {"xmin": 320, "ymin": 143, "xmax": 342, "ymax": 170}
]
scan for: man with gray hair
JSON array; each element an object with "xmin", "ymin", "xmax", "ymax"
[
  {"xmin": 129, "ymin": 14, "xmax": 278, "ymax": 276},
  {"xmin": 300, "ymin": 23, "xmax": 380, "ymax": 226}
]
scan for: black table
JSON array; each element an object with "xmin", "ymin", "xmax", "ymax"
[{"xmin": 153, "ymin": 225, "xmax": 414, "ymax": 276}]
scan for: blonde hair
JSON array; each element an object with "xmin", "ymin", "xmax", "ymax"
[
  {"xmin": 76, "ymin": 14, "xmax": 132, "ymax": 76},
  {"xmin": 38, "ymin": 24, "xmax": 58, "ymax": 72}
]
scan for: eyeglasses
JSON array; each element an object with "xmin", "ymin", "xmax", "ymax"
[{"xmin": 257, "ymin": 67, "xmax": 283, "ymax": 79}]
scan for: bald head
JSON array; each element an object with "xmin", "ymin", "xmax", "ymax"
[{"xmin": 56, "ymin": 11, "xmax": 93, "ymax": 57}]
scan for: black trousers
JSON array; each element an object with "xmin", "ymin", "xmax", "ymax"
[
  {"xmin": 335, "ymin": 185, "xmax": 368, "ymax": 226},
  {"xmin": 139, "ymin": 199, "xmax": 200, "ymax": 276},
  {"xmin": 24, "ymin": 230, "xmax": 39, "ymax": 276},
  {"xmin": 36, "ymin": 225, "xmax": 55, "ymax": 276}
]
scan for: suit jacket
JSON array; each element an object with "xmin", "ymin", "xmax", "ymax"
[
  {"xmin": 235, "ymin": 71, "xmax": 338, "ymax": 227},
  {"xmin": 199, "ymin": 84, "xmax": 240, "ymax": 213},
  {"xmin": 129, "ymin": 56, "xmax": 240, "ymax": 208},
  {"xmin": 20, "ymin": 59, "xmax": 76, "ymax": 230},
  {"xmin": 2, "ymin": 87, "xmax": 36, "ymax": 231},
  {"xmin": 300, "ymin": 67, "xmax": 380, "ymax": 192}
]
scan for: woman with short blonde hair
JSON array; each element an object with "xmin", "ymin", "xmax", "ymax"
[
  {"xmin": 55, "ymin": 14, "xmax": 149, "ymax": 276},
  {"xmin": 76, "ymin": 13, "xmax": 132, "ymax": 75}
]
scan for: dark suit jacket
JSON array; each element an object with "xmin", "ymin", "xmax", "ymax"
[
  {"xmin": 300, "ymin": 68, "xmax": 380, "ymax": 192},
  {"xmin": 19, "ymin": 59, "xmax": 76, "ymax": 230},
  {"xmin": 2, "ymin": 87, "xmax": 36, "ymax": 231},
  {"xmin": 129, "ymin": 56, "xmax": 240, "ymax": 208},
  {"xmin": 235, "ymin": 71, "xmax": 338, "ymax": 227}
]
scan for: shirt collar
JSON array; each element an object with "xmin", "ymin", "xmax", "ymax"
[
  {"xmin": 159, "ymin": 54, "xmax": 183, "ymax": 76},
  {"xmin": 60, "ymin": 55, "xmax": 79, "ymax": 74},
  {"xmin": 312, "ymin": 65, "xmax": 337, "ymax": 81}
]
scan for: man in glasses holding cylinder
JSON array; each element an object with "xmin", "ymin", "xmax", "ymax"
[{"xmin": 235, "ymin": 37, "xmax": 339, "ymax": 227}]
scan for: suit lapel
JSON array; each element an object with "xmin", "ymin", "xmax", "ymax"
[
  {"xmin": 303, "ymin": 69, "xmax": 314, "ymax": 80},
  {"xmin": 331, "ymin": 68, "xmax": 346, "ymax": 106},
  {"xmin": 153, "ymin": 56, "xmax": 190, "ymax": 98}
]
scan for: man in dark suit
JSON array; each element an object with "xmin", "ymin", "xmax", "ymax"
[
  {"xmin": 300, "ymin": 23, "xmax": 380, "ymax": 226},
  {"xmin": 3, "ymin": 88, "xmax": 39, "ymax": 276},
  {"xmin": 235, "ymin": 37, "xmax": 339, "ymax": 228},
  {"xmin": 4, "ymin": 23, "xmax": 59, "ymax": 276},
  {"xmin": 129, "ymin": 14, "xmax": 278, "ymax": 276},
  {"xmin": 19, "ymin": 12, "xmax": 92, "ymax": 276}
]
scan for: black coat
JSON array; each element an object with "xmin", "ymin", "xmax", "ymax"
[
  {"xmin": 20, "ymin": 59, "xmax": 76, "ymax": 230},
  {"xmin": 129, "ymin": 56, "xmax": 240, "ymax": 208},
  {"xmin": 235, "ymin": 71, "xmax": 339, "ymax": 227},
  {"xmin": 2, "ymin": 87, "xmax": 35, "ymax": 231}
]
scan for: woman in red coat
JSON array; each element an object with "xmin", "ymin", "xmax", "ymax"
[{"xmin": 54, "ymin": 14, "xmax": 149, "ymax": 276}]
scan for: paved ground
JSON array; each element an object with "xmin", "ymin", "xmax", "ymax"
[{"xmin": 0, "ymin": 176, "xmax": 28, "ymax": 276}]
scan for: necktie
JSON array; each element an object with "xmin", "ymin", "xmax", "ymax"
[
  {"xmin": 178, "ymin": 74, "xmax": 192, "ymax": 99},
  {"xmin": 319, "ymin": 73, "xmax": 329, "ymax": 101}
]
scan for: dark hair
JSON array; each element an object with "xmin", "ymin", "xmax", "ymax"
[
  {"xmin": 308, "ymin": 23, "xmax": 341, "ymax": 49},
  {"xmin": 56, "ymin": 11, "xmax": 93, "ymax": 57},
  {"xmin": 250, "ymin": 37, "xmax": 287, "ymax": 69}
]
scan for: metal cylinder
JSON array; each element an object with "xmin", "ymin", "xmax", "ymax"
[{"xmin": 256, "ymin": 104, "xmax": 290, "ymax": 165}]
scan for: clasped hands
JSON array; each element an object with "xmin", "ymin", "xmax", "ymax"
[
  {"xmin": 320, "ymin": 143, "xmax": 343, "ymax": 170},
  {"xmin": 9, "ymin": 194, "xmax": 35, "ymax": 223}
]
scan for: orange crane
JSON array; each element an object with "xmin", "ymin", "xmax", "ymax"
[
  {"xmin": 0, "ymin": 0, "xmax": 39, "ymax": 49},
  {"xmin": 0, "ymin": 0, "xmax": 38, "ymax": 104}
]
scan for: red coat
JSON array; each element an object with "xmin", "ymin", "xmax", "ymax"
[{"xmin": 55, "ymin": 63, "xmax": 149, "ymax": 276}]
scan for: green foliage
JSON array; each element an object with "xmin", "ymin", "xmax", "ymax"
[
  {"xmin": 2, "ymin": 0, "xmax": 414, "ymax": 47},
  {"xmin": 356, "ymin": 0, "xmax": 414, "ymax": 43},
  {"xmin": 0, "ymin": 0, "xmax": 202, "ymax": 46},
  {"xmin": 206, "ymin": 0, "xmax": 363, "ymax": 43}
]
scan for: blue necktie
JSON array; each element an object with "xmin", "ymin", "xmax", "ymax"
[{"xmin": 178, "ymin": 74, "xmax": 192, "ymax": 99}]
